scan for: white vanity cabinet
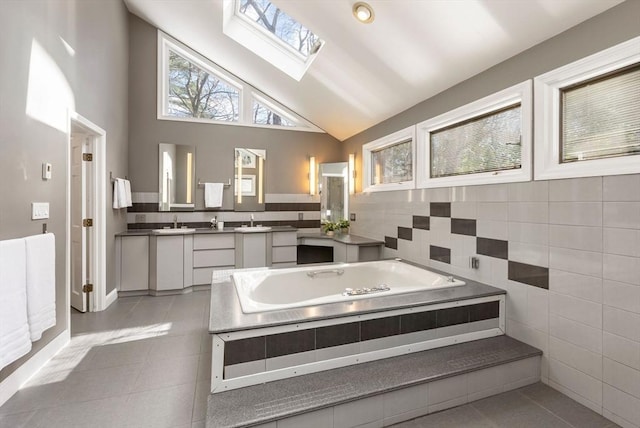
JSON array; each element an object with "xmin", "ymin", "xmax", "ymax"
[
  {"xmin": 235, "ymin": 232, "xmax": 273, "ymax": 268},
  {"xmin": 149, "ymin": 234, "xmax": 193, "ymax": 291},
  {"xmin": 115, "ymin": 235, "xmax": 149, "ymax": 292},
  {"xmin": 271, "ymin": 231, "xmax": 297, "ymax": 267},
  {"xmin": 192, "ymin": 233, "xmax": 235, "ymax": 286}
]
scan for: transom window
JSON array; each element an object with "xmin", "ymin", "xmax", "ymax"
[
  {"xmin": 362, "ymin": 126, "xmax": 416, "ymax": 192},
  {"xmin": 417, "ymin": 81, "xmax": 532, "ymax": 188}
]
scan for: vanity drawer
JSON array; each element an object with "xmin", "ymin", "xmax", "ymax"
[
  {"xmin": 193, "ymin": 234, "xmax": 235, "ymax": 250},
  {"xmin": 272, "ymin": 246, "xmax": 296, "ymax": 263},
  {"xmin": 193, "ymin": 267, "xmax": 234, "ymax": 285},
  {"xmin": 272, "ymin": 231, "xmax": 297, "ymax": 247},
  {"xmin": 193, "ymin": 249, "xmax": 235, "ymax": 268}
]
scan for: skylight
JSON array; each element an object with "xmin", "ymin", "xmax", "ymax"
[{"xmin": 222, "ymin": 0, "xmax": 324, "ymax": 81}]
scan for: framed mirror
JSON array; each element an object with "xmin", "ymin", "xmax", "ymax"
[
  {"xmin": 158, "ymin": 143, "xmax": 196, "ymax": 211},
  {"xmin": 319, "ymin": 162, "xmax": 348, "ymax": 223},
  {"xmin": 234, "ymin": 148, "xmax": 266, "ymax": 212}
]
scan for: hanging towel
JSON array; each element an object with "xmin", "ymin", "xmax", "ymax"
[
  {"xmin": 0, "ymin": 238, "xmax": 31, "ymax": 371},
  {"xmin": 204, "ymin": 182, "xmax": 224, "ymax": 208},
  {"xmin": 24, "ymin": 233, "xmax": 56, "ymax": 341},
  {"xmin": 113, "ymin": 178, "xmax": 128, "ymax": 209},
  {"xmin": 123, "ymin": 179, "xmax": 133, "ymax": 207}
]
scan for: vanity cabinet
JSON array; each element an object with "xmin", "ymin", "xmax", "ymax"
[
  {"xmin": 115, "ymin": 235, "xmax": 149, "ymax": 292},
  {"xmin": 193, "ymin": 233, "xmax": 235, "ymax": 286},
  {"xmin": 272, "ymin": 231, "xmax": 297, "ymax": 267},
  {"xmin": 149, "ymin": 235, "xmax": 193, "ymax": 291},
  {"xmin": 235, "ymin": 232, "xmax": 273, "ymax": 268}
]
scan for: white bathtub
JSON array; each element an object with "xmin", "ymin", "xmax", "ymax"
[{"xmin": 232, "ymin": 259, "xmax": 465, "ymax": 313}]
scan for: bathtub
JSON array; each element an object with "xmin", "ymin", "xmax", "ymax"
[{"xmin": 232, "ymin": 259, "xmax": 465, "ymax": 313}]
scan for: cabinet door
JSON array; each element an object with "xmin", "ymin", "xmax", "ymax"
[
  {"xmin": 154, "ymin": 236, "xmax": 184, "ymax": 290},
  {"xmin": 120, "ymin": 236, "xmax": 149, "ymax": 291}
]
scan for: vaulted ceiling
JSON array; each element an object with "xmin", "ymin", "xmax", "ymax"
[{"xmin": 124, "ymin": 0, "xmax": 624, "ymax": 141}]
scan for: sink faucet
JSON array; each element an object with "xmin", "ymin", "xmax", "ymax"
[
  {"xmin": 250, "ymin": 214, "xmax": 254, "ymax": 227},
  {"xmin": 173, "ymin": 214, "xmax": 178, "ymax": 229}
]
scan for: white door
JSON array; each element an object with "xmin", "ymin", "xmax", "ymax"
[{"xmin": 70, "ymin": 132, "xmax": 92, "ymax": 312}]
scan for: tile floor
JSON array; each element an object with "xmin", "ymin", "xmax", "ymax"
[{"xmin": 0, "ymin": 291, "xmax": 619, "ymax": 428}]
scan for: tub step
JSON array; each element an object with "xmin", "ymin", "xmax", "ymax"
[{"xmin": 206, "ymin": 335, "xmax": 541, "ymax": 428}]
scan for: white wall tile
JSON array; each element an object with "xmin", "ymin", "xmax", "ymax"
[
  {"xmin": 604, "ymin": 202, "xmax": 640, "ymax": 229},
  {"xmin": 382, "ymin": 384, "xmax": 428, "ymax": 418},
  {"xmin": 451, "ymin": 201, "xmax": 477, "ymax": 219},
  {"xmin": 603, "ymin": 332, "xmax": 640, "ymax": 371},
  {"xmin": 505, "ymin": 319, "xmax": 549, "ymax": 357},
  {"xmin": 604, "ymin": 280, "xmax": 640, "ymax": 314},
  {"xmin": 603, "ymin": 384, "xmax": 640, "ymax": 427},
  {"xmin": 526, "ymin": 287, "xmax": 549, "ymax": 332},
  {"xmin": 508, "ymin": 181, "xmax": 549, "ymax": 202},
  {"xmin": 603, "ymin": 254, "xmax": 640, "ymax": 286},
  {"xmin": 549, "ymin": 313, "xmax": 602, "ymax": 354},
  {"xmin": 548, "ymin": 358, "xmax": 603, "ymax": 406},
  {"xmin": 550, "ymin": 292, "xmax": 602, "ymax": 329},
  {"xmin": 334, "ymin": 395, "xmax": 384, "ymax": 428},
  {"xmin": 427, "ymin": 374, "xmax": 467, "ymax": 405},
  {"xmin": 474, "ymin": 184, "xmax": 509, "ymax": 202},
  {"xmin": 509, "ymin": 241, "xmax": 549, "ymax": 267},
  {"xmin": 604, "ymin": 228, "xmax": 640, "ymax": 257},
  {"xmin": 603, "ymin": 175, "xmax": 640, "ymax": 202},
  {"xmin": 508, "ymin": 222, "xmax": 549, "ymax": 245},
  {"xmin": 549, "ymin": 202, "xmax": 603, "ymax": 227},
  {"xmin": 477, "ymin": 202, "xmax": 508, "ymax": 221},
  {"xmin": 549, "ymin": 269, "xmax": 602, "ymax": 303},
  {"xmin": 277, "ymin": 408, "xmax": 333, "ymax": 428},
  {"xmin": 508, "ymin": 202, "xmax": 548, "ymax": 224},
  {"xmin": 549, "ymin": 336, "xmax": 602, "ymax": 380},
  {"xmin": 549, "ymin": 247, "xmax": 602, "ymax": 278},
  {"xmin": 603, "ymin": 306, "xmax": 640, "ymax": 342},
  {"xmin": 476, "ymin": 220, "xmax": 508, "ymax": 240},
  {"xmin": 548, "ymin": 225, "xmax": 603, "ymax": 252},
  {"xmin": 604, "ymin": 358, "xmax": 640, "ymax": 399},
  {"xmin": 548, "ymin": 177, "xmax": 602, "ymax": 202}
]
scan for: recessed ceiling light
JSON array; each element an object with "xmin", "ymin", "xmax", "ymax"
[{"xmin": 353, "ymin": 2, "xmax": 375, "ymax": 24}]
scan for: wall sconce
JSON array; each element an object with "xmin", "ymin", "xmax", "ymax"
[
  {"xmin": 348, "ymin": 153, "xmax": 356, "ymax": 195},
  {"xmin": 309, "ymin": 156, "xmax": 316, "ymax": 195}
]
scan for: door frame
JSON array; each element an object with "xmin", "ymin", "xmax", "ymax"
[{"xmin": 68, "ymin": 112, "xmax": 108, "ymax": 312}]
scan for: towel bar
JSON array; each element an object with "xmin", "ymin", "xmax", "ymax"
[{"xmin": 197, "ymin": 178, "xmax": 231, "ymax": 188}]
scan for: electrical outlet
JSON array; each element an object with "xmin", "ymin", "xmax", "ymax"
[
  {"xmin": 135, "ymin": 214, "xmax": 146, "ymax": 223},
  {"xmin": 350, "ymin": 213, "xmax": 356, "ymax": 221},
  {"xmin": 31, "ymin": 202, "xmax": 49, "ymax": 220}
]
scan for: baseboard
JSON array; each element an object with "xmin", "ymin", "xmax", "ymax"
[
  {"xmin": 105, "ymin": 288, "xmax": 118, "ymax": 309},
  {"xmin": 0, "ymin": 329, "xmax": 70, "ymax": 407}
]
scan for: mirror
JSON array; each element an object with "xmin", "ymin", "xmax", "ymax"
[
  {"xmin": 319, "ymin": 162, "xmax": 348, "ymax": 223},
  {"xmin": 234, "ymin": 148, "xmax": 266, "ymax": 212},
  {"xmin": 158, "ymin": 143, "xmax": 196, "ymax": 211}
]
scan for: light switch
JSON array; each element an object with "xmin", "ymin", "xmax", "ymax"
[
  {"xmin": 42, "ymin": 163, "xmax": 52, "ymax": 180},
  {"xmin": 32, "ymin": 202, "xmax": 49, "ymax": 220}
]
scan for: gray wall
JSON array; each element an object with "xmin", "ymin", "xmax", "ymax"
[
  {"xmin": 0, "ymin": 0, "xmax": 129, "ymax": 381},
  {"xmin": 128, "ymin": 14, "xmax": 342, "ymax": 210}
]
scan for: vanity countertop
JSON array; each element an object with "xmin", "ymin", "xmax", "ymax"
[
  {"xmin": 116, "ymin": 225, "xmax": 297, "ymax": 237},
  {"xmin": 297, "ymin": 232, "xmax": 384, "ymax": 246}
]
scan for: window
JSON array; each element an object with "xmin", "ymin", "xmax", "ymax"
[
  {"xmin": 362, "ymin": 126, "xmax": 416, "ymax": 192},
  {"xmin": 157, "ymin": 31, "xmax": 324, "ymax": 132},
  {"xmin": 167, "ymin": 50, "xmax": 239, "ymax": 122},
  {"xmin": 222, "ymin": 0, "xmax": 324, "ymax": 81},
  {"xmin": 535, "ymin": 36, "xmax": 640, "ymax": 180},
  {"xmin": 417, "ymin": 81, "xmax": 532, "ymax": 188}
]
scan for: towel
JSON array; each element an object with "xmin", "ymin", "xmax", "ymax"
[
  {"xmin": 24, "ymin": 233, "xmax": 56, "ymax": 341},
  {"xmin": 0, "ymin": 238, "xmax": 32, "ymax": 371},
  {"xmin": 204, "ymin": 182, "xmax": 224, "ymax": 208},
  {"xmin": 123, "ymin": 179, "xmax": 132, "ymax": 207},
  {"xmin": 113, "ymin": 178, "xmax": 131, "ymax": 209}
]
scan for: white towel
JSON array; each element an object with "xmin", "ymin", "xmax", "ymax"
[
  {"xmin": 0, "ymin": 238, "xmax": 32, "ymax": 371},
  {"xmin": 113, "ymin": 178, "xmax": 128, "ymax": 209},
  {"xmin": 24, "ymin": 233, "xmax": 56, "ymax": 341},
  {"xmin": 204, "ymin": 182, "xmax": 224, "ymax": 208},
  {"xmin": 123, "ymin": 179, "xmax": 132, "ymax": 207}
]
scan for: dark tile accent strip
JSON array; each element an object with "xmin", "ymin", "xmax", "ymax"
[
  {"xmin": 397, "ymin": 227, "xmax": 413, "ymax": 241},
  {"xmin": 412, "ymin": 215, "xmax": 430, "ymax": 230},
  {"xmin": 385, "ymin": 236, "xmax": 398, "ymax": 250},
  {"xmin": 451, "ymin": 218, "xmax": 477, "ymax": 236},
  {"xmin": 437, "ymin": 306, "xmax": 470, "ymax": 327},
  {"xmin": 430, "ymin": 202, "xmax": 451, "ymax": 217},
  {"xmin": 316, "ymin": 323, "xmax": 360, "ymax": 349},
  {"xmin": 224, "ymin": 336, "xmax": 266, "ymax": 366},
  {"xmin": 361, "ymin": 316, "xmax": 400, "ymax": 341},
  {"xmin": 469, "ymin": 301, "xmax": 500, "ymax": 322},
  {"xmin": 477, "ymin": 237, "xmax": 508, "ymax": 260},
  {"xmin": 128, "ymin": 203, "xmax": 158, "ymax": 213},
  {"xmin": 430, "ymin": 245, "xmax": 451, "ymax": 264},
  {"xmin": 266, "ymin": 330, "xmax": 315, "ymax": 358},
  {"xmin": 265, "ymin": 203, "xmax": 321, "ymax": 212},
  {"xmin": 400, "ymin": 311, "xmax": 437, "ymax": 334},
  {"xmin": 508, "ymin": 261, "xmax": 550, "ymax": 289},
  {"xmin": 128, "ymin": 219, "xmax": 321, "ymax": 230}
]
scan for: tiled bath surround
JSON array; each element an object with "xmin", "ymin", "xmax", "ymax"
[{"xmin": 350, "ymin": 174, "xmax": 640, "ymax": 428}]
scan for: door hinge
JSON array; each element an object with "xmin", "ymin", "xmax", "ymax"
[
  {"xmin": 82, "ymin": 283, "xmax": 93, "ymax": 293},
  {"xmin": 82, "ymin": 153, "xmax": 93, "ymax": 161},
  {"xmin": 83, "ymin": 218, "xmax": 93, "ymax": 227}
]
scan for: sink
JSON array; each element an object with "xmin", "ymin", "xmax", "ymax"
[
  {"xmin": 152, "ymin": 228, "xmax": 196, "ymax": 234},
  {"xmin": 234, "ymin": 226, "xmax": 272, "ymax": 233}
]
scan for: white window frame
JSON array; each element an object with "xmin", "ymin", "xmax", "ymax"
[
  {"xmin": 362, "ymin": 126, "xmax": 416, "ymax": 193},
  {"xmin": 222, "ymin": 0, "xmax": 323, "ymax": 81},
  {"xmin": 157, "ymin": 31, "xmax": 324, "ymax": 133},
  {"xmin": 534, "ymin": 36, "xmax": 640, "ymax": 180},
  {"xmin": 416, "ymin": 80, "xmax": 532, "ymax": 189}
]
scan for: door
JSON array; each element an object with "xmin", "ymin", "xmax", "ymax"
[{"xmin": 70, "ymin": 132, "xmax": 92, "ymax": 312}]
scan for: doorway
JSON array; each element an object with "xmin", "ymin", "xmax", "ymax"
[{"xmin": 68, "ymin": 113, "xmax": 107, "ymax": 313}]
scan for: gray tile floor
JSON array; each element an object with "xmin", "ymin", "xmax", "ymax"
[{"xmin": 0, "ymin": 291, "xmax": 618, "ymax": 428}]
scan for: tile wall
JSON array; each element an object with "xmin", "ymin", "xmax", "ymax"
[{"xmin": 350, "ymin": 174, "xmax": 640, "ymax": 428}]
